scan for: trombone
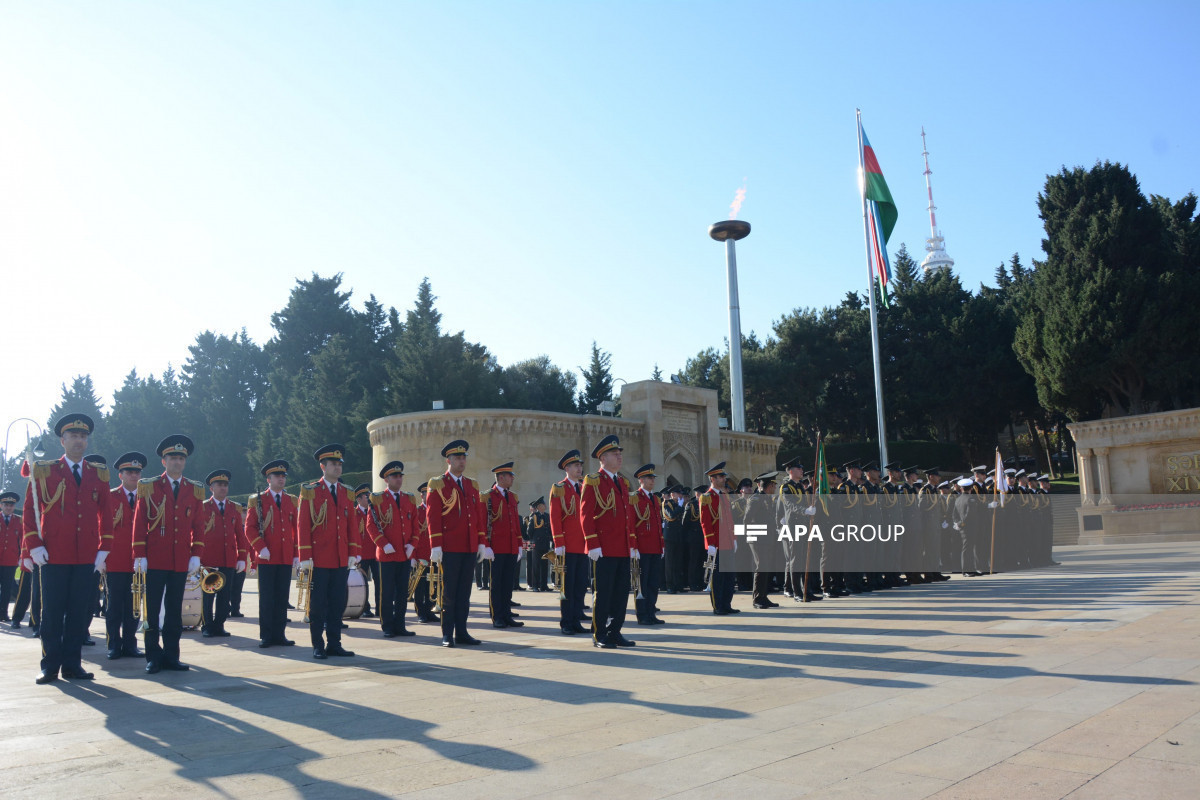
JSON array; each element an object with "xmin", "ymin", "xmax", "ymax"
[
  {"xmin": 407, "ymin": 560, "xmax": 428, "ymax": 600},
  {"xmin": 428, "ymin": 560, "xmax": 444, "ymax": 616},
  {"xmin": 132, "ymin": 569, "xmax": 150, "ymax": 632},
  {"xmin": 631, "ymin": 557, "xmax": 644, "ymax": 600},
  {"xmin": 543, "ymin": 551, "xmax": 565, "ymax": 600}
]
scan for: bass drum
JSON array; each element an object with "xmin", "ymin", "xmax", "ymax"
[
  {"xmin": 344, "ymin": 566, "xmax": 368, "ymax": 620},
  {"xmin": 160, "ymin": 577, "xmax": 204, "ymax": 630}
]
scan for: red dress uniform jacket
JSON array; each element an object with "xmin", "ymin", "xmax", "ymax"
[
  {"xmin": 700, "ymin": 487, "xmax": 735, "ymax": 551},
  {"xmin": 425, "ymin": 472, "xmax": 484, "ymax": 554},
  {"xmin": 366, "ymin": 490, "xmax": 416, "ymax": 563},
  {"xmin": 1, "ymin": 512, "xmax": 22, "ymax": 567},
  {"xmin": 483, "ymin": 486, "xmax": 522, "ymax": 555},
  {"xmin": 630, "ymin": 488, "xmax": 664, "ymax": 555},
  {"xmin": 244, "ymin": 491, "xmax": 297, "ymax": 566},
  {"xmin": 549, "ymin": 479, "xmax": 586, "ymax": 554},
  {"xmin": 24, "ymin": 457, "xmax": 113, "ymax": 565},
  {"xmin": 297, "ymin": 480, "xmax": 359, "ymax": 569},
  {"xmin": 411, "ymin": 503, "xmax": 431, "ymax": 561},
  {"xmin": 132, "ymin": 474, "xmax": 206, "ymax": 571},
  {"xmin": 354, "ymin": 505, "xmax": 371, "ymax": 555},
  {"xmin": 580, "ymin": 470, "xmax": 637, "ymax": 557},
  {"xmin": 201, "ymin": 498, "xmax": 245, "ymax": 569},
  {"xmin": 108, "ymin": 486, "xmax": 139, "ymax": 573}
]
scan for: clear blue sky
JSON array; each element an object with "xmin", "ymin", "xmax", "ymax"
[{"xmin": 2, "ymin": 1, "xmax": 1196, "ymax": 442}]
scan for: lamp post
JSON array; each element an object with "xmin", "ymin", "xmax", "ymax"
[{"xmin": 2, "ymin": 418, "xmax": 46, "ymax": 490}]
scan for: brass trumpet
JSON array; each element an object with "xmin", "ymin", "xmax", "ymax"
[
  {"xmin": 296, "ymin": 563, "xmax": 313, "ymax": 621},
  {"xmin": 132, "ymin": 569, "xmax": 150, "ymax": 632},
  {"xmin": 407, "ymin": 560, "xmax": 428, "ymax": 601},
  {"xmin": 631, "ymin": 557, "xmax": 644, "ymax": 600},
  {"xmin": 428, "ymin": 560, "xmax": 444, "ymax": 616},
  {"xmin": 702, "ymin": 552, "xmax": 717, "ymax": 593},
  {"xmin": 543, "ymin": 551, "xmax": 565, "ymax": 599},
  {"xmin": 198, "ymin": 567, "xmax": 226, "ymax": 594}
]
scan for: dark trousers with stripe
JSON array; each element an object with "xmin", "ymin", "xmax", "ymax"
[
  {"xmin": 378, "ymin": 560, "xmax": 411, "ymax": 634},
  {"xmin": 257, "ymin": 563, "xmax": 291, "ymax": 642},
  {"xmin": 360, "ymin": 559, "xmax": 379, "ymax": 614},
  {"xmin": 12, "ymin": 567, "xmax": 38, "ymax": 626},
  {"xmin": 144, "ymin": 569, "xmax": 186, "ymax": 665},
  {"xmin": 200, "ymin": 566, "xmax": 235, "ymax": 632},
  {"xmin": 104, "ymin": 571, "xmax": 139, "ymax": 653},
  {"xmin": 0, "ymin": 566, "xmax": 15, "ymax": 620},
  {"xmin": 709, "ymin": 551, "xmax": 736, "ymax": 612},
  {"xmin": 39, "ymin": 563, "xmax": 94, "ymax": 673},
  {"xmin": 308, "ymin": 566, "xmax": 348, "ymax": 649},
  {"xmin": 592, "ymin": 555, "xmax": 631, "ymax": 643},
  {"xmin": 440, "ymin": 551, "xmax": 476, "ymax": 639},
  {"xmin": 560, "ymin": 552, "xmax": 589, "ymax": 628},
  {"xmin": 410, "ymin": 570, "xmax": 434, "ymax": 620},
  {"xmin": 229, "ymin": 568, "xmax": 247, "ymax": 614},
  {"xmin": 634, "ymin": 553, "xmax": 662, "ymax": 622},
  {"xmin": 489, "ymin": 553, "xmax": 517, "ymax": 623}
]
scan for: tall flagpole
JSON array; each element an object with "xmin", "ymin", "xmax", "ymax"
[{"xmin": 856, "ymin": 109, "xmax": 890, "ymax": 470}]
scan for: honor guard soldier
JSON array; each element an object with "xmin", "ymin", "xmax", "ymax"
[
  {"xmin": 199, "ymin": 470, "xmax": 245, "ymax": 639},
  {"xmin": 0, "ymin": 491, "xmax": 21, "ymax": 622},
  {"xmin": 630, "ymin": 464, "xmax": 664, "ymax": 626},
  {"xmin": 683, "ymin": 486, "xmax": 706, "ymax": 591},
  {"xmin": 246, "ymin": 460, "xmax": 298, "ymax": 647},
  {"xmin": 700, "ymin": 462, "xmax": 738, "ymax": 615},
  {"xmin": 297, "ymin": 444, "xmax": 360, "ymax": 659},
  {"xmin": 748, "ymin": 471, "xmax": 780, "ymax": 608},
  {"xmin": 660, "ymin": 486, "xmax": 686, "ymax": 594},
  {"xmin": 104, "ymin": 452, "xmax": 146, "ymax": 659},
  {"xmin": 352, "ymin": 484, "xmax": 380, "ymax": 619},
  {"xmin": 482, "ymin": 462, "xmax": 523, "ymax": 628},
  {"xmin": 525, "ymin": 497, "xmax": 551, "ymax": 591},
  {"xmin": 550, "ymin": 449, "xmax": 589, "ymax": 635},
  {"xmin": 410, "ymin": 481, "xmax": 436, "ymax": 623},
  {"xmin": 425, "ymin": 440, "xmax": 487, "ymax": 647},
  {"xmin": 580, "ymin": 434, "xmax": 638, "ymax": 649},
  {"xmin": 24, "ymin": 414, "xmax": 113, "ymax": 684},
  {"xmin": 367, "ymin": 461, "xmax": 417, "ymax": 638},
  {"xmin": 132, "ymin": 434, "xmax": 205, "ymax": 675}
]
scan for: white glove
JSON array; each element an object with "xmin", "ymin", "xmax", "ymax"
[
  {"xmin": 22, "ymin": 557, "xmax": 34, "ymax": 571},
  {"xmin": 419, "ymin": 559, "xmax": 429, "ymax": 566},
  {"xmin": 430, "ymin": 546, "xmax": 443, "ymax": 563},
  {"xmin": 94, "ymin": 550, "xmax": 109, "ymax": 573},
  {"xmin": 630, "ymin": 548, "xmax": 640, "ymax": 560},
  {"xmin": 952, "ymin": 523, "xmax": 961, "ymax": 531},
  {"xmin": 733, "ymin": 539, "xmax": 738, "ymax": 553},
  {"xmin": 588, "ymin": 547, "xmax": 602, "ymax": 561},
  {"xmin": 259, "ymin": 546, "xmax": 271, "ymax": 561},
  {"xmin": 300, "ymin": 559, "xmax": 313, "ymax": 571},
  {"xmin": 382, "ymin": 543, "xmax": 396, "ymax": 555},
  {"xmin": 134, "ymin": 557, "xmax": 147, "ymax": 573},
  {"xmin": 236, "ymin": 560, "xmax": 246, "ymax": 573},
  {"xmin": 404, "ymin": 543, "xmax": 414, "ymax": 558},
  {"xmin": 292, "ymin": 557, "xmax": 300, "ymax": 569},
  {"xmin": 988, "ymin": 501, "xmax": 999, "ymax": 509},
  {"xmin": 554, "ymin": 546, "xmax": 565, "ymax": 556},
  {"xmin": 30, "ymin": 546, "xmax": 48, "ymax": 566},
  {"xmin": 347, "ymin": 556, "xmax": 359, "ymax": 569},
  {"xmin": 941, "ymin": 522, "xmax": 949, "ymax": 529},
  {"xmin": 482, "ymin": 546, "xmax": 495, "ymax": 561},
  {"xmin": 187, "ymin": 556, "xmax": 201, "ymax": 575},
  {"xmin": 477, "ymin": 543, "xmax": 487, "ymax": 560},
  {"xmin": 804, "ymin": 505, "xmax": 817, "ymax": 516},
  {"xmin": 409, "ymin": 558, "xmax": 416, "ymax": 567},
  {"xmin": 707, "ymin": 545, "xmax": 718, "ymax": 557}
]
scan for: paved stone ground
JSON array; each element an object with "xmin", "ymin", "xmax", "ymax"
[{"xmin": 2, "ymin": 543, "xmax": 1198, "ymax": 799}]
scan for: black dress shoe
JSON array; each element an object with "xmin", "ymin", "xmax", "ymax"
[
  {"xmin": 560, "ymin": 626, "xmax": 577, "ymax": 635},
  {"xmin": 62, "ymin": 667, "xmax": 95, "ymax": 680},
  {"xmin": 122, "ymin": 643, "xmax": 142, "ymax": 654},
  {"xmin": 510, "ymin": 611, "xmax": 520, "ymax": 618},
  {"xmin": 10, "ymin": 620, "xmax": 21, "ymax": 629},
  {"xmin": 217, "ymin": 629, "xmax": 231, "ymax": 637},
  {"xmin": 162, "ymin": 661, "xmax": 190, "ymax": 671},
  {"xmin": 441, "ymin": 638, "xmax": 455, "ymax": 647},
  {"xmin": 713, "ymin": 609, "xmax": 729, "ymax": 616},
  {"xmin": 229, "ymin": 611, "xmax": 245, "ymax": 618},
  {"xmin": 506, "ymin": 619, "xmax": 524, "ymax": 628},
  {"xmin": 726, "ymin": 608, "xmax": 741, "ymax": 614},
  {"xmin": 145, "ymin": 661, "xmax": 161, "ymax": 674},
  {"xmin": 579, "ymin": 614, "xmax": 591, "ymax": 622},
  {"xmin": 650, "ymin": 617, "xmax": 666, "ymax": 625},
  {"xmin": 106, "ymin": 648, "xmax": 122, "ymax": 659},
  {"xmin": 382, "ymin": 631, "xmax": 397, "ymax": 638},
  {"xmin": 570, "ymin": 623, "xmax": 588, "ymax": 634},
  {"xmin": 455, "ymin": 635, "xmax": 482, "ymax": 646},
  {"xmin": 594, "ymin": 639, "xmax": 616, "ymax": 649},
  {"xmin": 326, "ymin": 645, "xmax": 355, "ymax": 657},
  {"xmin": 753, "ymin": 603, "xmax": 773, "ymax": 609},
  {"xmin": 361, "ymin": 610, "xmax": 375, "ymax": 618},
  {"xmin": 340, "ymin": 622, "xmax": 349, "ymax": 629},
  {"xmin": 35, "ymin": 669, "xmax": 59, "ymax": 684},
  {"xmin": 286, "ymin": 602, "xmax": 296, "ymax": 609},
  {"xmin": 493, "ymin": 621, "xmax": 510, "ymax": 629},
  {"xmin": 272, "ymin": 638, "xmax": 295, "ymax": 646},
  {"xmin": 510, "ymin": 601, "xmax": 522, "ymax": 607},
  {"xmin": 397, "ymin": 629, "xmax": 416, "ymax": 637},
  {"xmin": 611, "ymin": 635, "xmax": 636, "ymax": 647},
  {"xmin": 30, "ymin": 626, "xmax": 39, "ymax": 635},
  {"xmin": 202, "ymin": 629, "xmax": 215, "ymax": 638},
  {"xmin": 258, "ymin": 640, "xmax": 273, "ymax": 648},
  {"xmin": 312, "ymin": 647, "xmax": 327, "ymax": 660},
  {"xmin": 83, "ymin": 638, "xmax": 95, "ymax": 646}
]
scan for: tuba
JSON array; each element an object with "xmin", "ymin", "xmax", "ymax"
[
  {"xmin": 407, "ymin": 560, "xmax": 428, "ymax": 600},
  {"xmin": 198, "ymin": 567, "xmax": 226, "ymax": 594}
]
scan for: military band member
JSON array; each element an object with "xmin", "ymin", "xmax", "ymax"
[
  {"xmin": 353, "ymin": 483, "xmax": 380, "ymax": 620},
  {"xmin": 104, "ymin": 452, "xmax": 145, "ymax": 659},
  {"xmin": 699, "ymin": 462, "xmax": 738, "ymax": 615},
  {"xmin": 481, "ymin": 462, "xmax": 522, "ymax": 629},
  {"xmin": 297, "ymin": 444, "xmax": 360, "ymax": 659},
  {"xmin": 824, "ymin": 468, "xmax": 854, "ymax": 597},
  {"xmin": 199, "ymin": 470, "xmax": 245, "ymax": 639},
  {"xmin": 683, "ymin": 486, "xmax": 706, "ymax": 591},
  {"xmin": 132, "ymin": 434, "xmax": 205, "ymax": 675},
  {"xmin": 23, "ymin": 414, "xmax": 112, "ymax": 684},
  {"xmin": 367, "ymin": 461, "xmax": 417, "ymax": 638},
  {"xmin": 749, "ymin": 471, "xmax": 780, "ymax": 608},
  {"xmin": 0, "ymin": 490, "xmax": 20, "ymax": 622},
  {"xmin": 630, "ymin": 463, "xmax": 664, "ymax": 625},
  {"xmin": 425, "ymin": 439, "xmax": 487, "ymax": 647},
  {"xmin": 550, "ymin": 449, "xmax": 588, "ymax": 635},
  {"xmin": 581, "ymin": 435, "xmax": 637, "ymax": 649},
  {"xmin": 524, "ymin": 497, "xmax": 551, "ymax": 591},
  {"xmin": 10, "ymin": 534, "xmax": 38, "ymax": 632},
  {"xmin": 245, "ymin": 460, "xmax": 297, "ymax": 647},
  {"xmin": 409, "ymin": 481, "xmax": 436, "ymax": 623}
]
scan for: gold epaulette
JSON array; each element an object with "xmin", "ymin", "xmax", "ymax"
[
  {"xmin": 299, "ymin": 482, "xmax": 317, "ymax": 501},
  {"xmin": 629, "ymin": 491, "xmax": 639, "ymax": 501},
  {"xmin": 247, "ymin": 494, "xmax": 259, "ymax": 513},
  {"xmin": 137, "ymin": 477, "xmax": 156, "ymax": 499},
  {"xmin": 582, "ymin": 473, "xmax": 600, "ymax": 488},
  {"xmin": 550, "ymin": 482, "xmax": 564, "ymax": 498},
  {"xmin": 403, "ymin": 491, "xmax": 414, "ymax": 502},
  {"xmin": 463, "ymin": 477, "xmax": 478, "ymax": 491},
  {"xmin": 699, "ymin": 492, "xmax": 713, "ymax": 508},
  {"xmin": 427, "ymin": 476, "xmax": 445, "ymax": 492},
  {"xmin": 193, "ymin": 482, "xmax": 206, "ymax": 500},
  {"xmin": 369, "ymin": 491, "xmax": 384, "ymax": 507},
  {"xmin": 32, "ymin": 460, "xmax": 56, "ymax": 480},
  {"xmin": 90, "ymin": 462, "xmax": 110, "ymax": 482}
]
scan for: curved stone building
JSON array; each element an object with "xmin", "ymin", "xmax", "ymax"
[{"xmin": 367, "ymin": 381, "xmax": 782, "ymax": 501}]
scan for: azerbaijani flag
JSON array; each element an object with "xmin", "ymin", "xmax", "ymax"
[{"xmin": 859, "ymin": 118, "xmax": 898, "ymax": 307}]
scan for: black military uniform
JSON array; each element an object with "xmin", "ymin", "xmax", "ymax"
[
  {"xmin": 661, "ymin": 488, "xmax": 686, "ymax": 593},
  {"xmin": 683, "ymin": 488, "xmax": 705, "ymax": 591},
  {"xmin": 524, "ymin": 498, "xmax": 551, "ymax": 591}
]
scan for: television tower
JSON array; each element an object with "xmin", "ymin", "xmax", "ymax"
[{"xmin": 919, "ymin": 127, "xmax": 954, "ymax": 274}]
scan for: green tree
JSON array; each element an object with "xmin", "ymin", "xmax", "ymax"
[
  {"xmin": 46, "ymin": 375, "xmax": 110, "ymax": 457},
  {"xmin": 577, "ymin": 342, "xmax": 615, "ymax": 415},
  {"xmin": 499, "ymin": 356, "xmax": 577, "ymax": 412}
]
